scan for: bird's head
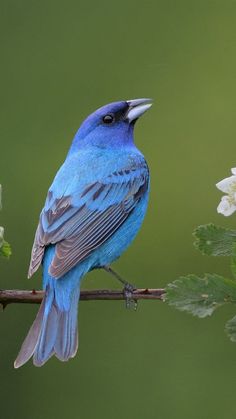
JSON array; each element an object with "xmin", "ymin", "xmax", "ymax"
[{"xmin": 70, "ymin": 98, "xmax": 152, "ymax": 152}]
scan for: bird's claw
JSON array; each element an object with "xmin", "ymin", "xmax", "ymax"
[{"xmin": 123, "ymin": 283, "xmax": 138, "ymax": 311}]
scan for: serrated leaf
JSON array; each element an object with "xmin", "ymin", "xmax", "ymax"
[
  {"xmin": 164, "ymin": 274, "xmax": 236, "ymax": 318},
  {"xmin": 193, "ymin": 223, "xmax": 236, "ymax": 256},
  {"xmin": 225, "ymin": 315, "xmax": 236, "ymax": 342}
]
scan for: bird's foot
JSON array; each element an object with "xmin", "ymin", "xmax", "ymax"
[
  {"xmin": 103, "ymin": 266, "xmax": 138, "ymax": 310},
  {"xmin": 123, "ymin": 282, "xmax": 138, "ymax": 311}
]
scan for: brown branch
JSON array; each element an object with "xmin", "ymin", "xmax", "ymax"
[{"xmin": 0, "ymin": 288, "xmax": 165, "ymax": 306}]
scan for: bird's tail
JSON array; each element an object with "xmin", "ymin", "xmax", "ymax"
[{"xmin": 14, "ymin": 285, "xmax": 80, "ymax": 368}]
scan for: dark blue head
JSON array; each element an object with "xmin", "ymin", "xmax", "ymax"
[{"xmin": 70, "ymin": 98, "xmax": 152, "ymax": 153}]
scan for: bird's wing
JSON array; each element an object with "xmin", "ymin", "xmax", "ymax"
[{"xmin": 28, "ymin": 163, "xmax": 149, "ymax": 279}]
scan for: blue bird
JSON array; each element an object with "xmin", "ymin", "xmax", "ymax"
[{"xmin": 14, "ymin": 98, "xmax": 152, "ymax": 368}]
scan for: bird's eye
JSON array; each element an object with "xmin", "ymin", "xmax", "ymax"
[{"xmin": 102, "ymin": 114, "xmax": 115, "ymax": 124}]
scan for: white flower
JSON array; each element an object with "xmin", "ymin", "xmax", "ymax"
[
  {"xmin": 216, "ymin": 168, "xmax": 236, "ymax": 216},
  {"xmin": 0, "ymin": 226, "xmax": 4, "ymax": 248}
]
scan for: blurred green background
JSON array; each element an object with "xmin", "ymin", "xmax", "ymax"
[{"xmin": 1, "ymin": 1, "xmax": 236, "ymax": 418}]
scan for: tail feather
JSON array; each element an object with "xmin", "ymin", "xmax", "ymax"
[
  {"xmin": 14, "ymin": 297, "xmax": 46, "ymax": 369},
  {"xmin": 14, "ymin": 287, "xmax": 80, "ymax": 368},
  {"xmin": 55, "ymin": 291, "xmax": 79, "ymax": 361},
  {"xmin": 55, "ymin": 313, "xmax": 78, "ymax": 361},
  {"xmin": 33, "ymin": 303, "xmax": 58, "ymax": 367}
]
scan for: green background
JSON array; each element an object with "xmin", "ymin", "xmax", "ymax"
[{"xmin": 1, "ymin": 1, "xmax": 236, "ymax": 418}]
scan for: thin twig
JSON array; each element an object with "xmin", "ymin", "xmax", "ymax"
[{"xmin": 0, "ymin": 288, "xmax": 165, "ymax": 306}]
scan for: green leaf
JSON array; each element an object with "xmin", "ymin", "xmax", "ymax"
[
  {"xmin": 0, "ymin": 226, "xmax": 11, "ymax": 258},
  {"xmin": 193, "ymin": 223, "xmax": 236, "ymax": 256},
  {"xmin": 225, "ymin": 315, "xmax": 236, "ymax": 342},
  {"xmin": 0, "ymin": 240, "xmax": 11, "ymax": 258},
  {"xmin": 164, "ymin": 274, "xmax": 236, "ymax": 318}
]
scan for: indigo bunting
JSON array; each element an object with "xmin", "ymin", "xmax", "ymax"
[{"xmin": 14, "ymin": 98, "xmax": 152, "ymax": 368}]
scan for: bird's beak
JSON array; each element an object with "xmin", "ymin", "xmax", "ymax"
[{"xmin": 125, "ymin": 98, "xmax": 153, "ymax": 123}]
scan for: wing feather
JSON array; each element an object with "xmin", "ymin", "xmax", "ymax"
[{"xmin": 28, "ymin": 164, "xmax": 149, "ymax": 279}]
